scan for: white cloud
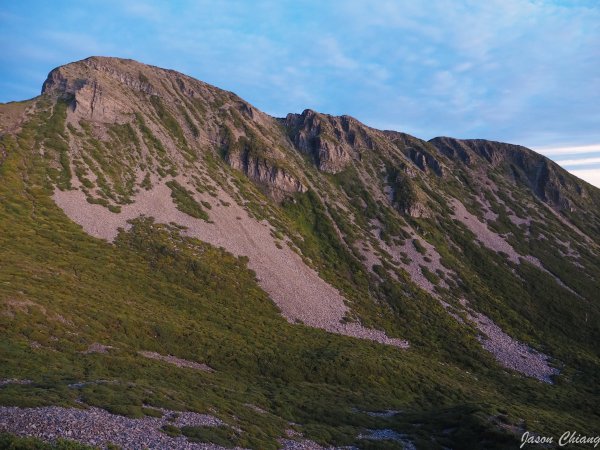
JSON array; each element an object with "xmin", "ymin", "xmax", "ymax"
[
  {"xmin": 120, "ymin": 0, "xmax": 163, "ymax": 21},
  {"xmin": 535, "ymin": 144, "xmax": 600, "ymax": 156},
  {"xmin": 556, "ymin": 156, "xmax": 600, "ymax": 167},
  {"xmin": 568, "ymin": 169, "xmax": 600, "ymax": 189},
  {"xmin": 317, "ymin": 36, "xmax": 358, "ymax": 70}
]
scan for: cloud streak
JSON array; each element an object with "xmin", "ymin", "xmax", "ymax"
[
  {"xmin": 534, "ymin": 144, "xmax": 600, "ymax": 156},
  {"xmin": 568, "ymin": 169, "xmax": 600, "ymax": 188},
  {"xmin": 556, "ymin": 157, "xmax": 600, "ymax": 167}
]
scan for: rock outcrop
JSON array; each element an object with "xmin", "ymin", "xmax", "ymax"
[
  {"xmin": 283, "ymin": 109, "xmax": 373, "ymax": 173},
  {"xmin": 429, "ymin": 136, "xmax": 597, "ymax": 213},
  {"xmin": 40, "ymin": 56, "xmax": 307, "ymax": 199},
  {"xmin": 226, "ymin": 146, "xmax": 307, "ymax": 197}
]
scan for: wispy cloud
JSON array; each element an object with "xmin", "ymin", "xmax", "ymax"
[
  {"xmin": 555, "ymin": 157, "xmax": 600, "ymax": 167},
  {"xmin": 533, "ymin": 142, "xmax": 600, "ymax": 188},
  {"xmin": 568, "ymin": 169, "xmax": 600, "ymax": 188},
  {"xmin": 119, "ymin": 0, "xmax": 163, "ymax": 21},
  {"xmin": 535, "ymin": 144, "xmax": 600, "ymax": 156}
]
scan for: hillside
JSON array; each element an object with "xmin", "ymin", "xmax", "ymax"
[{"xmin": 0, "ymin": 56, "xmax": 599, "ymax": 449}]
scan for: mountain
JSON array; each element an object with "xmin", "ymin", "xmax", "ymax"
[{"xmin": 0, "ymin": 56, "xmax": 598, "ymax": 449}]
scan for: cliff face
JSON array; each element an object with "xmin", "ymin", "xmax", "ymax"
[
  {"xmin": 41, "ymin": 56, "xmax": 307, "ymax": 198},
  {"xmin": 429, "ymin": 136, "xmax": 600, "ymax": 217},
  {"xmin": 284, "ymin": 109, "xmax": 374, "ymax": 173},
  {"xmin": 225, "ymin": 142, "xmax": 307, "ymax": 197}
]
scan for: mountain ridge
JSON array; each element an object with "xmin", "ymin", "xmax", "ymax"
[
  {"xmin": 1, "ymin": 56, "xmax": 599, "ymax": 449},
  {"xmin": 39, "ymin": 56, "xmax": 600, "ymax": 213}
]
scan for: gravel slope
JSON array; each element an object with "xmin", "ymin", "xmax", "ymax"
[
  {"xmin": 0, "ymin": 406, "xmax": 231, "ymax": 450},
  {"xmin": 53, "ymin": 182, "xmax": 408, "ymax": 347}
]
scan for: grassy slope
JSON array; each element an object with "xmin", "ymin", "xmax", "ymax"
[{"xmin": 0, "ymin": 98, "xmax": 599, "ymax": 449}]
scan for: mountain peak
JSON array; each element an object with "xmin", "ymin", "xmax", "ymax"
[{"xmin": 41, "ymin": 56, "xmax": 211, "ymax": 99}]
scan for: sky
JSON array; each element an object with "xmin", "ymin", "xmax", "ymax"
[{"xmin": 1, "ymin": 0, "xmax": 599, "ymax": 187}]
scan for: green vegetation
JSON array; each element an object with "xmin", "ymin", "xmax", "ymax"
[
  {"xmin": 420, "ymin": 265, "xmax": 440, "ymax": 285},
  {"xmin": 149, "ymin": 95, "xmax": 194, "ymax": 163},
  {"xmin": 166, "ymin": 180, "xmax": 210, "ymax": 221},
  {"xmin": 387, "ymin": 167, "xmax": 418, "ymax": 214},
  {"xmin": 161, "ymin": 424, "xmax": 182, "ymax": 437},
  {"xmin": 71, "ymin": 119, "xmax": 141, "ymax": 206},
  {"xmin": 41, "ymin": 97, "xmax": 72, "ymax": 190},
  {"xmin": 283, "ymin": 190, "xmax": 369, "ymax": 294},
  {"xmin": 181, "ymin": 426, "xmax": 240, "ymax": 447},
  {"xmin": 0, "ymin": 433, "xmax": 93, "ymax": 449},
  {"xmin": 138, "ymin": 72, "xmax": 149, "ymax": 84},
  {"xmin": 333, "ymin": 166, "xmax": 406, "ymax": 242},
  {"xmin": 413, "ymin": 239, "xmax": 426, "ymax": 255},
  {"xmin": 141, "ymin": 172, "xmax": 152, "ymax": 190},
  {"xmin": 178, "ymin": 104, "xmax": 200, "ymax": 138},
  {"xmin": 135, "ymin": 112, "xmax": 178, "ymax": 175}
]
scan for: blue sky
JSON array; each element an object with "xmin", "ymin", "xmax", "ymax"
[{"xmin": 1, "ymin": 0, "xmax": 599, "ymax": 187}]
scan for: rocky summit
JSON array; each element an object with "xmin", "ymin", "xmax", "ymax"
[{"xmin": 0, "ymin": 56, "xmax": 599, "ymax": 449}]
